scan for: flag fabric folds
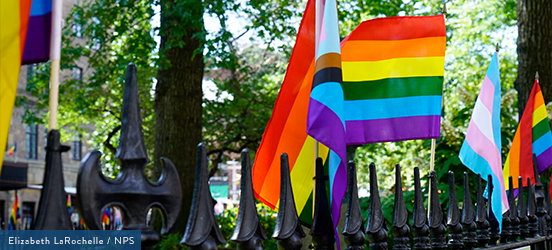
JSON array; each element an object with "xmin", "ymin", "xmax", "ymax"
[
  {"xmin": 341, "ymin": 15, "xmax": 446, "ymax": 145},
  {"xmin": 9, "ymin": 194, "xmax": 21, "ymax": 230},
  {"xmin": 252, "ymin": 0, "xmax": 446, "ymax": 227},
  {"xmin": 459, "ymin": 52, "xmax": 508, "ymax": 230},
  {"xmin": 307, "ymin": 0, "xmax": 346, "ymax": 241},
  {"xmin": 22, "ymin": 0, "xmax": 52, "ymax": 64},
  {"xmin": 0, "ymin": 0, "xmax": 33, "ymax": 175},
  {"xmin": 504, "ymin": 79, "xmax": 552, "ymax": 189},
  {"xmin": 252, "ymin": 0, "xmax": 320, "ymax": 226}
]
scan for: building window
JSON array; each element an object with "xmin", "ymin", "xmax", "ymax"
[
  {"xmin": 26, "ymin": 124, "xmax": 38, "ymax": 159},
  {"xmin": 21, "ymin": 202, "xmax": 35, "ymax": 230},
  {"xmin": 72, "ymin": 135, "xmax": 82, "ymax": 161},
  {"xmin": 72, "ymin": 14, "xmax": 83, "ymax": 38},
  {"xmin": 72, "ymin": 67, "xmax": 82, "ymax": 81}
]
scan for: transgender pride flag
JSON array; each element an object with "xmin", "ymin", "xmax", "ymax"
[
  {"xmin": 459, "ymin": 52, "xmax": 508, "ymax": 230},
  {"xmin": 22, "ymin": 0, "xmax": 52, "ymax": 64},
  {"xmin": 306, "ymin": 0, "xmax": 346, "ymax": 245}
]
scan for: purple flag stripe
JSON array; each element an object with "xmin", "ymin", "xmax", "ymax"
[
  {"xmin": 307, "ymin": 98, "xmax": 346, "ymax": 150},
  {"xmin": 537, "ymin": 147, "xmax": 552, "ymax": 173},
  {"xmin": 345, "ymin": 115, "xmax": 441, "ymax": 145},
  {"xmin": 22, "ymin": 13, "xmax": 51, "ymax": 64}
]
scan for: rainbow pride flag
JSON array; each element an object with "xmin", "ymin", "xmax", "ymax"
[
  {"xmin": 67, "ymin": 195, "xmax": 72, "ymax": 217},
  {"xmin": 22, "ymin": 0, "xmax": 52, "ymax": 64},
  {"xmin": 504, "ymin": 78, "xmax": 552, "ymax": 190},
  {"xmin": 459, "ymin": 52, "xmax": 508, "ymax": 230},
  {"xmin": 307, "ymin": 0, "xmax": 346, "ymax": 242},
  {"xmin": 0, "ymin": 0, "xmax": 32, "ymax": 175},
  {"xmin": 341, "ymin": 16, "xmax": 445, "ymax": 144},
  {"xmin": 252, "ymin": 0, "xmax": 446, "ymax": 226},
  {"xmin": 9, "ymin": 194, "xmax": 21, "ymax": 230},
  {"xmin": 8, "ymin": 142, "xmax": 17, "ymax": 156}
]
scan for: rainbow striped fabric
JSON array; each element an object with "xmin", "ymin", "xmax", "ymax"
[
  {"xmin": 503, "ymin": 79, "xmax": 552, "ymax": 189},
  {"xmin": 341, "ymin": 15, "xmax": 445, "ymax": 144},
  {"xmin": 307, "ymin": 0, "xmax": 346, "ymax": 242},
  {"xmin": 459, "ymin": 52, "xmax": 508, "ymax": 230},
  {"xmin": 22, "ymin": 0, "xmax": 52, "ymax": 64},
  {"xmin": 9, "ymin": 195, "xmax": 21, "ymax": 230},
  {"xmin": 0, "ymin": 0, "xmax": 32, "ymax": 175},
  {"xmin": 67, "ymin": 195, "xmax": 72, "ymax": 217},
  {"xmin": 252, "ymin": 0, "xmax": 446, "ymax": 226}
]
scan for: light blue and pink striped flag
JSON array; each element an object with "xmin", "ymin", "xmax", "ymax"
[
  {"xmin": 306, "ymin": 0, "xmax": 346, "ymax": 245},
  {"xmin": 459, "ymin": 52, "xmax": 508, "ymax": 230},
  {"xmin": 22, "ymin": 0, "xmax": 52, "ymax": 64}
]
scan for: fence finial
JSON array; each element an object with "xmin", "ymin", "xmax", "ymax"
[
  {"xmin": 527, "ymin": 177, "xmax": 538, "ymax": 237},
  {"xmin": 475, "ymin": 174, "xmax": 490, "ymax": 247},
  {"xmin": 343, "ymin": 160, "xmax": 365, "ymax": 250},
  {"xmin": 428, "ymin": 170, "xmax": 446, "ymax": 250},
  {"xmin": 461, "ymin": 172, "xmax": 476, "ymax": 249},
  {"xmin": 391, "ymin": 165, "xmax": 410, "ymax": 250},
  {"xmin": 365, "ymin": 163, "xmax": 388, "ymax": 249},
  {"xmin": 230, "ymin": 149, "xmax": 267, "ymax": 249},
  {"xmin": 272, "ymin": 153, "xmax": 305, "ymax": 250},
  {"xmin": 508, "ymin": 176, "xmax": 520, "ymax": 241},
  {"xmin": 544, "ymin": 181, "xmax": 552, "ymax": 235},
  {"xmin": 518, "ymin": 177, "xmax": 529, "ymax": 239},
  {"xmin": 487, "ymin": 176, "xmax": 500, "ymax": 244},
  {"xmin": 310, "ymin": 158, "xmax": 335, "ymax": 250},
  {"xmin": 412, "ymin": 167, "xmax": 430, "ymax": 250},
  {"xmin": 181, "ymin": 143, "xmax": 226, "ymax": 249},
  {"xmin": 532, "ymin": 154, "xmax": 549, "ymax": 236},
  {"xmin": 447, "ymin": 171, "xmax": 463, "ymax": 249}
]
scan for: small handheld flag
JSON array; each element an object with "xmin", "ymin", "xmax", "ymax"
[{"xmin": 8, "ymin": 142, "xmax": 17, "ymax": 156}]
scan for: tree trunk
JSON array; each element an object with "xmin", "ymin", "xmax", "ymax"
[
  {"xmin": 515, "ymin": 0, "xmax": 552, "ymax": 115},
  {"xmin": 156, "ymin": 0, "xmax": 204, "ymax": 233}
]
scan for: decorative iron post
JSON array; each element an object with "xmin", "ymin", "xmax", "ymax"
[
  {"xmin": 446, "ymin": 171, "xmax": 463, "ymax": 249},
  {"xmin": 181, "ymin": 143, "xmax": 227, "ymax": 250},
  {"xmin": 32, "ymin": 130, "xmax": 73, "ymax": 230},
  {"xmin": 272, "ymin": 153, "xmax": 306, "ymax": 250},
  {"xmin": 343, "ymin": 161, "xmax": 365, "ymax": 250},
  {"xmin": 500, "ymin": 178, "xmax": 512, "ymax": 243},
  {"xmin": 533, "ymin": 154, "xmax": 548, "ymax": 237},
  {"xmin": 461, "ymin": 172, "xmax": 476, "ymax": 249},
  {"xmin": 487, "ymin": 176, "xmax": 500, "ymax": 245},
  {"xmin": 507, "ymin": 176, "xmax": 520, "ymax": 241},
  {"xmin": 428, "ymin": 170, "xmax": 446, "ymax": 250},
  {"xmin": 474, "ymin": 174, "xmax": 489, "ymax": 247},
  {"xmin": 365, "ymin": 163, "xmax": 388, "ymax": 250},
  {"xmin": 391, "ymin": 165, "xmax": 410, "ymax": 250},
  {"xmin": 77, "ymin": 63, "xmax": 182, "ymax": 249},
  {"xmin": 518, "ymin": 177, "xmax": 529, "ymax": 239},
  {"xmin": 545, "ymin": 181, "xmax": 552, "ymax": 236},
  {"xmin": 230, "ymin": 149, "xmax": 267, "ymax": 250},
  {"xmin": 310, "ymin": 158, "xmax": 335, "ymax": 250},
  {"xmin": 412, "ymin": 167, "xmax": 430, "ymax": 250},
  {"xmin": 527, "ymin": 178, "xmax": 538, "ymax": 237}
]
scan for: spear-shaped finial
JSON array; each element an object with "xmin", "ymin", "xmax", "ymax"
[
  {"xmin": 536, "ymin": 71, "xmax": 539, "ymax": 80},
  {"xmin": 442, "ymin": 2, "xmax": 447, "ymax": 15},
  {"xmin": 495, "ymin": 43, "xmax": 500, "ymax": 53}
]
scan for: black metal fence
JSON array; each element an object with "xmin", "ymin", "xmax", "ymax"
[{"xmin": 34, "ymin": 64, "xmax": 552, "ymax": 250}]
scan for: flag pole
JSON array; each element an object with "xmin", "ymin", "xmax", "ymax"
[{"xmin": 48, "ymin": 0, "xmax": 62, "ymax": 131}]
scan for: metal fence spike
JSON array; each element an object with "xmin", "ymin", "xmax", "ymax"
[
  {"xmin": 528, "ymin": 177, "xmax": 538, "ymax": 238},
  {"xmin": 230, "ymin": 149, "xmax": 267, "ymax": 250},
  {"xmin": 428, "ymin": 170, "xmax": 446, "ymax": 250},
  {"xmin": 545, "ymin": 181, "xmax": 552, "ymax": 236},
  {"xmin": 412, "ymin": 167, "xmax": 430, "ymax": 250},
  {"xmin": 518, "ymin": 177, "xmax": 529, "ymax": 239},
  {"xmin": 272, "ymin": 153, "xmax": 305, "ymax": 250},
  {"xmin": 343, "ymin": 160, "xmax": 365, "ymax": 250},
  {"xmin": 391, "ymin": 164, "xmax": 410, "ymax": 250},
  {"xmin": 487, "ymin": 176, "xmax": 500, "ymax": 244},
  {"xmin": 366, "ymin": 163, "xmax": 388, "ymax": 250},
  {"xmin": 474, "ymin": 174, "xmax": 489, "ymax": 247},
  {"xmin": 181, "ymin": 143, "xmax": 226, "ymax": 249},
  {"xmin": 310, "ymin": 158, "xmax": 335, "ymax": 250},
  {"xmin": 447, "ymin": 171, "xmax": 463, "ymax": 249},
  {"xmin": 461, "ymin": 172, "xmax": 476, "ymax": 249},
  {"xmin": 508, "ymin": 176, "xmax": 520, "ymax": 241}
]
